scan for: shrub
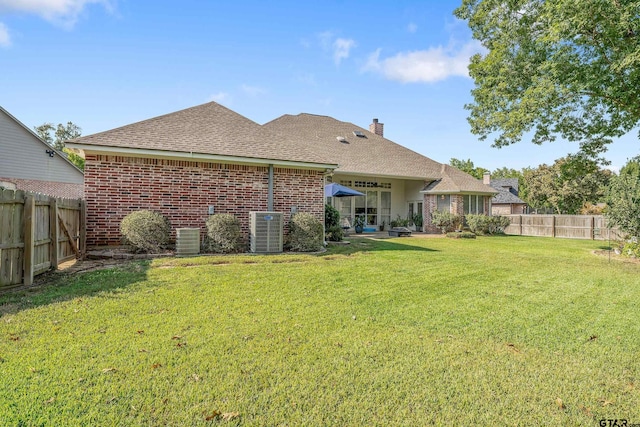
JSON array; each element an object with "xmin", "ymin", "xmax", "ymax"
[
  {"xmin": 431, "ymin": 211, "xmax": 462, "ymax": 233},
  {"xmin": 325, "ymin": 225, "xmax": 344, "ymax": 242},
  {"xmin": 288, "ymin": 212, "xmax": 323, "ymax": 252},
  {"xmin": 204, "ymin": 214, "xmax": 244, "ymax": 253},
  {"xmin": 488, "ymin": 215, "xmax": 512, "ymax": 234},
  {"xmin": 325, "ymin": 204, "xmax": 340, "ymax": 229},
  {"xmin": 446, "ymin": 231, "xmax": 476, "ymax": 239},
  {"xmin": 120, "ymin": 210, "xmax": 171, "ymax": 253},
  {"xmin": 390, "ymin": 215, "xmax": 410, "ymax": 228},
  {"xmin": 465, "ymin": 214, "xmax": 511, "ymax": 235}
]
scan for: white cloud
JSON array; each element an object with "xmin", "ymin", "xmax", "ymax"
[
  {"xmin": 316, "ymin": 31, "xmax": 357, "ymax": 66},
  {"xmin": 0, "ymin": 22, "xmax": 10, "ymax": 47},
  {"xmin": 407, "ymin": 22, "xmax": 418, "ymax": 33},
  {"xmin": 207, "ymin": 92, "xmax": 230, "ymax": 103},
  {"xmin": 240, "ymin": 84, "xmax": 266, "ymax": 97},
  {"xmin": 0, "ymin": 0, "xmax": 113, "ymax": 29},
  {"xmin": 363, "ymin": 40, "xmax": 483, "ymax": 83},
  {"xmin": 333, "ymin": 38, "xmax": 356, "ymax": 65}
]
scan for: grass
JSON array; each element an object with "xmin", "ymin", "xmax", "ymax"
[{"xmin": 1, "ymin": 235, "xmax": 639, "ymax": 426}]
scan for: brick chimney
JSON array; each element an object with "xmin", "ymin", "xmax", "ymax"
[
  {"xmin": 483, "ymin": 172, "xmax": 491, "ymax": 185},
  {"xmin": 369, "ymin": 118, "xmax": 384, "ymax": 137}
]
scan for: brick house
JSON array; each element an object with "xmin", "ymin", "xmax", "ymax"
[
  {"xmin": 67, "ymin": 102, "xmax": 496, "ymax": 246},
  {"xmin": 484, "ymin": 174, "xmax": 527, "ymax": 215},
  {"xmin": 0, "ymin": 106, "xmax": 84, "ymax": 199}
]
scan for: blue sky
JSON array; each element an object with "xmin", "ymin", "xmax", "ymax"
[{"xmin": 1, "ymin": 0, "xmax": 637, "ymax": 172}]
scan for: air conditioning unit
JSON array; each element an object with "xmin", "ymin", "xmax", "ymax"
[{"xmin": 249, "ymin": 212, "xmax": 283, "ymax": 253}]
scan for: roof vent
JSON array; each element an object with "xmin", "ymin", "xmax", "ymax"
[
  {"xmin": 336, "ymin": 136, "xmax": 348, "ymax": 143},
  {"xmin": 353, "ymin": 130, "xmax": 366, "ymax": 138}
]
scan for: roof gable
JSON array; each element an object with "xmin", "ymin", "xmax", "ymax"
[
  {"xmin": 0, "ymin": 106, "xmax": 84, "ymax": 177},
  {"xmin": 421, "ymin": 164, "xmax": 498, "ymax": 195}
]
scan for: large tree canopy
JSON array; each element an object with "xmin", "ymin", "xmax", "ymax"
[
  {"xmin": 449, "ymin": 158, "xmax": 489, "ymax": 180},
  {"xmin": 606, "ymin": 156, "xmax": 640, "ymax": 238},
  {"xmin": 35, "ymin": 122, "xmax": 84, "ymax": 170},
  {"xmin": 522, "ymin": 154, "xmax": 611, "ymax": 214},
  {"xmin": 455, "ymin": 0, "xmax": 640, "ymax": 156}
]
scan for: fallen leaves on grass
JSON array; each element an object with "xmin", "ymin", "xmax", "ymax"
[
  {"xmin": 151, "ymin": 363, "xmax": 162, "ymax": 369},
  {"xmin": 44, "ymin": 397, "xmax": 55, "ymax": 404},
  {"xmin": 102, "ymin": 368, "xmax": 117, "ymax": 374},
  {"xmin": 222, "ymin": 412, "xmax": 240, "ymax": 421},
  {"xmin": 205, "ymin": 411, "xmax": 240, "ymax": 422},
  {"xmin": 171, "ymin": 335, "xmax": 182, "ymax": 340},
  {"xmin": 578, "ymin": 404, "xmax": 593, "ymax": 418},
  {"xmin": 506, "ymin": 343, "xmax": 521, "ymax": 353},
  {"xmin": 556, "ymin": 398, "xmax": 565, "ymax": 410},
  {"xmin": 205, "ymin": 410, "xmax": 221, "ymax": 421},
  {"xmin": 598, "ymin": 398, "xmax": 614, "ymax": 406},
  {"xmin": 191, "ymin": 374, "xmax": 201, "ymax": 382}
]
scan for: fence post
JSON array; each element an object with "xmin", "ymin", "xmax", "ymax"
[
  {"xmin": 551, "ymin": 215, "xmax": 556, "ymax": 238},
  {"xmin": 79, "ymin": 200, "xmax": 87, "ymax": 260},
  {"xmin": 590, "ymin": 216, "xmax": 595, "ymax": 240},
  {"xmin": 23, "ymin": 194, "xmax": 35, "ymax": 287},
  {"xmin": 50, "ymin": 197, "xmax": 59, "ymax": 270},
  {"xmin": 519, "ymin": 215, "xmax": 523, "ymax": 236}
]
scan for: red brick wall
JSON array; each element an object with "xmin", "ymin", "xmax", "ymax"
[
  {"xmin": 423, "ymin": 194, "xmax": 439, "ymax": 233},
  {"xmin": 84, "ymin": 155, "xmax": 325, "ymax": 246}
]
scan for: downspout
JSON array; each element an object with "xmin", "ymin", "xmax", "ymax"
[{"xmin": 268, "ymin": 164, "xmax": 274, "ymax": 211}]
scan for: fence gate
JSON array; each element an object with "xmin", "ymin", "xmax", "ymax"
[{"xmin": 0, "ymin": 189, "xmax": 85, "ymax": 290}]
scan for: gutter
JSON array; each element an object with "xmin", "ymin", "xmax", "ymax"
[{"xmin": 65, "ymin": 143, "xmax": 339, "ymax": 171}]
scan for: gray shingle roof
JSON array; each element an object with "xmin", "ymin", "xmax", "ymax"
[
  {"xmin": 490, "ymin": 178, "xmax": 526, "ymax": 204},
  {"xmin": 69, "ymin": 102, "xmax": 332, "ymax": 166},
  {"xmin": 264, "ymin": 114, "xmax": 497, "ymax": 194},
  {"xmin": 263, "ymin": 113, "xmax": 443, "ymax": 179},
  {"xmin": 421, "ymin": 164, "xmax": 498, "ymax": 194}
]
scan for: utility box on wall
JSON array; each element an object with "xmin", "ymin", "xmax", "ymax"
[{"xmin": 249, "ymin": 212, "xmax": 283, "ymax": 253}]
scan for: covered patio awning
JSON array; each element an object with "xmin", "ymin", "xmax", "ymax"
[{"xmin": 324, "ymin": 183, "xmax": 365, "ymax": 198}]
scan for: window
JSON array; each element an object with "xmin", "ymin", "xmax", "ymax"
[
  {"xmin": 463, "ymin": 195, "xmax": 485, "ymax": 215},
  {"xmin": 366, "ymin": 191, "xmax": 378, "ymax": 225},
  {"xmin": 354, "ymin": 181, "xmax": 391, "ymax": 189},
  {"xmin": 437, "ymin": 195, "xmax": 451, "ymax": 212}
]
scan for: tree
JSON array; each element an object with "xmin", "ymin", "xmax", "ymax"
[
  {"xmin": 455, "ymin": 1, "xmax": 640, "ymax": 157},
  {"xmin": 491, "ymin": 167, "xmax": 522, "ymax": 180},
  {"xmin": 34, "ymin": 121, "xmax": 84, "ymax": 170},
  {"xmin": 606, "ymin": 157, "xmax": 640, "ymax": 238},
  {"xmin": 522, "ymin": 155, "xmax": 611, "ymax": 214},
  {"xmin": 449, "ymin": 158, "xmax": 489, "ymax": 180}
]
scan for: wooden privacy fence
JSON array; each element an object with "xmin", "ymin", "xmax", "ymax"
[
  {"xmin": 0, "ymin": 189, "xmax": 86, "ymax": 290},
  {"xmin": 504, "ymin": 215, "xmax": 624, "ymax": 241}
]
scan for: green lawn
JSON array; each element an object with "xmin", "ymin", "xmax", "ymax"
[{"xmin": 1, "ymin": 236, "xmax": 639, "ymax": 426}]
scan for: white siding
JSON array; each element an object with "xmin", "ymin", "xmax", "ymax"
[{"xmin": 0, "ymin": 109, "xmax": 83, "ymax": 184}]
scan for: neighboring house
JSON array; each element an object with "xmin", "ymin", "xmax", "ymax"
[
  {"xmin": 67, "ymin": 102, "xmax": 496, "ymax": 246},
  {"xmin": 0, "ymin": 106, "xmax": 84, "ymax": 199},
  {"xmin": 485, "ymin": 174, "xmax": 527, "ymax": 215}
]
